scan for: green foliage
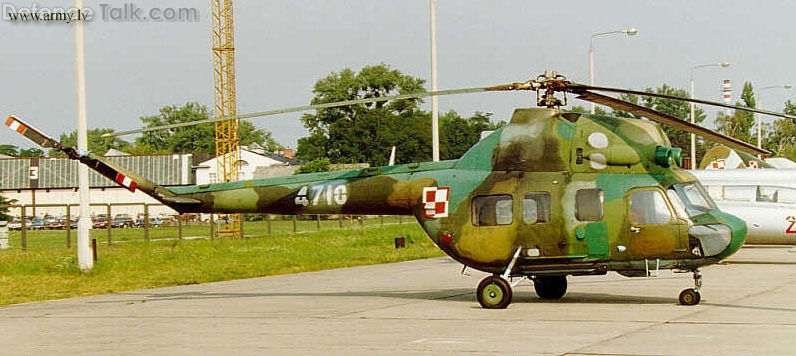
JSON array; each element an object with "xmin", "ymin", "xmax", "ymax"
[
  {"xmin": 17, "ymin": 148, "xmax": 44, "ymax": 157},
  {"xmin": 0, "ymin": 144, "xmax": 18, "ymax": 157},
  {"xmin": 570, "ymin": 105, "xmax": 609, "ymax": 116},
  {"xmin": 49, "ymin": 128, "xmax": 131, "ymax": 156},
  {"xmin": 296, "ymin": 64, "xmax": 428, "ymax": 166},
  {"xmin": 135, "ymin": 103, "xmax": 283, "ymax": 154},
  {"xmin": 0, "ymin": 193, "xmax": 16, "ymax": 221},
  {"xmin": 296, "ymin": 64, "xmax": 504, "ymax": 165},
  {"xmin": 297, "ymin": 158, "xmax": 331, "ymax": 174},
  {"xmin": 608, "ymin": 85, "xmax": 707, "ymax": 159},
  {"xmin": 715, "ymin": 81, "xmax": 755, "ymax": 144},
  {"xmin": 440, "ymin": 111, "xmax": 504, "ymax": 160},
  {"xmin": 764, "ymin": 100, "xmax": 796, "ymax": 159}
]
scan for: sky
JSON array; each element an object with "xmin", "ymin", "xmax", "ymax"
[{"xmin": 3, "ymin": 0, "xmax": 796, "ymax": 152}]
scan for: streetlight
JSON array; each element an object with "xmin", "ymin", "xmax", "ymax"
[
  {"xmin": 689, "ymin": 62, "xmax": 730, "ymax": 168},
  {"xmin": 756, "ymin": 84, "xmax": 792, "ymax": 151},
  {"xmin": 589, "ymin": 27, "xmax": 638, "ymax": 114}
]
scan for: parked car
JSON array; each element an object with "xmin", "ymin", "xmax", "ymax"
[
  {"xmin": 48, "ymin": 218, "xmax": 68, "ymax": 230},
  {"xmin": 29, "ymin": 217, "xmax": 46, "ymax": 230},
  {"xmin": 111, "ymin": 214, "xmax": 135, "ymax": 228},
  {"xmin": 135, "ymin": 217, "xmax": 162, "ymax": 228},
  {"xmin": 8, "ymin": 219, "xmax": 22, "ymax": 230},
  {"xmin": 42, "ymin": 215, "xmax": 57, "ymax": 229},
  {"xmin": 92, "ymin": 217, "xmax": 108, "ymax": 229}
]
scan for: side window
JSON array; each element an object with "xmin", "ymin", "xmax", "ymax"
[
  {"xmin": 705, "ymin": 185, "xmax": 722, "ymax": 201},
  {"xmin": 724, "ymin": 186, "xmax": 753, "ymax": 202},
  {"xmin": 757, "ymin": 186, "xmax": 796, "ymax": 204},
  {"xmin": 629, "ymin": 190, "xmax": 672, "ymax": 225},
  {"xmin": 472, "ymin": 195, "xmax": 513, "ymax": 226},
  {"xmin": 523, "ymin": 192, "xmax": 551, "ymax": 224},
  {"xmin": 756, "ymin": 186, "xmax": 778, "ymax": 203},
  {"xmin": 575, "ymin": 188, "xmax": 604, "ymax": 221},
  {"xmin": 667, "ymin": 189, "xmax": 689, "ymax": 219},
  {"xmin": 778, "ymin": 188, "xmax": 796, "ymax": 204}
]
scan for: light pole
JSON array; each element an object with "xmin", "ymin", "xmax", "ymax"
[
  {"xmin": 589, "ymin": 27, "xmax": 638, "ymax": 114},
  {"xmin": 756, "ymin": 84, "xmax": 792, "ymax": 151},
  {"xmin": 689, "ymin": 62, "xmax": 730, "ymax": 168},
  {"xmin": 430, "ymin": 0, "xmax": 439, "ymax": 161},
  {"xmin": 74, "ymin": 0, "xmax": 92, "ymax": 271}
]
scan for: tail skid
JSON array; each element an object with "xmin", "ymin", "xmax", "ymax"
[{"xmin": 5, "ymin": 115, "xmax": 200, "ymax": 213}]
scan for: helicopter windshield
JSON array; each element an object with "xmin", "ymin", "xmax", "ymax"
[{"xmin": 672, "ymin": 181, "xmax": 716, "ymax": 217}]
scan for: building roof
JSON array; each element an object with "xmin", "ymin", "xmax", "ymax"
[
  {"xmin": 197, "ymin": 148, "xmax": 295, "ymax": 168},
  {"xmin": 0, "ymin": 154, "xmax": 191, "ymax": 190},
  {"xmin": 104, "ymin": 148, "xmax": 130, "ymax": 156}
]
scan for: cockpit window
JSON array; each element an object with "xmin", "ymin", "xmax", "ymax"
[
  {"xmin": 672, "ymin": 181, "xmax": 716, "ymax": 217},
  {"xmin": 666, "ymin": 189, "xmax": 690, "ymax": 220}
]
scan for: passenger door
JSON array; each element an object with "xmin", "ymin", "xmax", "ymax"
[{"xmin": 625, "ymin": 187, "xmax": 683, "ymax": 258}]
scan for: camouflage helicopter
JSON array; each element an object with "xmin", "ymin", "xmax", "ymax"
[{"xmin": 8, "ymin": 71, "xmax": 795, "ymax": 309}]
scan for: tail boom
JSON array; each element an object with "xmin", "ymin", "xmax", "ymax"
[{"xmin": 5, "ymin": 114, "xmax": 198, "ymax": 213}]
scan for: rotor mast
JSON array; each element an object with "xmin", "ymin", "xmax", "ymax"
[{"xmin": 211, "ymin": 0, "xmax": 241, "ymax": 237}]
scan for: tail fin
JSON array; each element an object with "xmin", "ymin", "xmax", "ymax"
[{"xmin": 5, "ymin": 115, "xmax": 200, "ymax": 212}]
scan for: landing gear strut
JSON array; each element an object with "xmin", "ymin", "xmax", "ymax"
[{"xmin": 678, "ymin": 269, "xmax": 702, "ymax": 306}]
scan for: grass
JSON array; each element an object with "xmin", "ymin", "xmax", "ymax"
[
  {"xmin": 0, "ymin": 220, "xmax": 444, "ymax": 306},
  {"xmin": 4, "ymin": 216, "xmax": 410, "ymax": 249}
]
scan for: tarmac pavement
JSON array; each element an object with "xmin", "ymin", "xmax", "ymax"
[{"xmin": 0, "ymin": 246, "xmax": 794, "ymax": 355}]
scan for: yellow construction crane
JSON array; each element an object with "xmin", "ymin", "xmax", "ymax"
[{"xmin": 211, "ymin": 0, "xmax": 241, "ymax": 237}]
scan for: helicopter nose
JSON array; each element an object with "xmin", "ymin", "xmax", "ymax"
[
  {"xmin": 691, "ymin": 212, "xmax": 746, "ymax": 260},
  {"xmin": 724, "ymin": 214, "xmax": 747, "ymax": 256}
]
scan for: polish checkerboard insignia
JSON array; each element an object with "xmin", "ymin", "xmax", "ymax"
[
  {"xmin": 422, "ymin": 186, "xmax": 450, "ymax": 218},
  {"xmin": 710, "ymin": 159, "xmax": 726, "ymax": 169}
]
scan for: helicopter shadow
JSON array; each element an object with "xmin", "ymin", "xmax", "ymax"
[
  {"xmin": 100, "ymin": 288, "xmax": 677, "ymax": 306},
  {"xmin": 97, "ymin": 288, "xmax": 796, "ymax": 313}
]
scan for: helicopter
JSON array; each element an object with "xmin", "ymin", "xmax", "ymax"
[{"xmin": 8, "ymin": 71, "xmax": 795, "ymax": 309}]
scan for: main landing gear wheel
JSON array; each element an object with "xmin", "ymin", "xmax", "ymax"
[
  {"xmin": 679, "ymin": 269, "xmax": 702, "ymax": 306},
  {"xmin": 477, "ymin": 275, "xmax": 512, "ymax": 309},
  {"xmin": 533, "ymin": 275, "xmax": 568, "ymax": 300}
]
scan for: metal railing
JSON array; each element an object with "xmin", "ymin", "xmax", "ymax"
[{"xmin": 3, "ymin": 203, "xmax": 413, "ymax": 250}]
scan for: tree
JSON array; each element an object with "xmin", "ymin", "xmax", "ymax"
[
  {"xmin": 134, "ymin": 102, "xmax": 283, "ymax": 154},
  {"xmin": 0, "ymin": 145, "xmax": 44, "ymax": 158},
  {"xmin": 764, "ymin": 99, "xmax": 796, "ymax": 159},
  {"xmin": 296, "ymin": 158, "xmax": 331, "ymax": 174},
  {"xmin": 0, "ymin": 194, "xmax": 15, "ymax": 221},
  {"xmin": 0, "ymin": 145, "xmax": 18, "ymax": 157},
  {"xmin": 440, "ymin": 111, "xmax": 504, "ymax": 160},
  {"xmin": 715, "ymin": 81, "xmax": 755, "ymax": 144},
  {"xmin": 296, "ymin": 64, "xmax": 507, "ymax": 166},
  {"xmin": 636, "ymin": 85, "xmax": 706, "ymax": 158},
  {"xmin": 570, "ymin": 105, "xmax": 609, "ymax": 116},
  {"xmin": 48, "ymin": 128, "xmax": 131, "ymax": 156},
  {"xmin": 296, "ymin": 64, "xmax": 428, "ymax": 166},
  {"xmin": 18, "ymin": 148, "xmax": 44, "ymax": 157}
]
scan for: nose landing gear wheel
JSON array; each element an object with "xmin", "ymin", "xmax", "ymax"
[
  {"xmin": 679, "ymin": 288, "xmax": 701, "ymax": 306},
  {"xmin": 679, "ymin": 269, "xmax": 702, "ymax": 305},
  {"xmin": 477, "ymin": 275, "xmax": 513, "ymax": 309}
]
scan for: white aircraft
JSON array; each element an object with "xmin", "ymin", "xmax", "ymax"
[{"xmin": 692, "ymin": 148, "xmax": 796, "ymax": 245}]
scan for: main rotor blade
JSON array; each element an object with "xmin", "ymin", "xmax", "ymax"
[
  {"xmin": 104, "ymin": 84, "xmax": 519, "ymax": 138},
  {"xmin": 576, "ymin": 91, "xmax": 770, "ymax": 157},
  {"xmin": 569, "ymin": 83, "xmax": 796, "ymax": 121}
]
